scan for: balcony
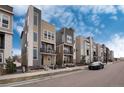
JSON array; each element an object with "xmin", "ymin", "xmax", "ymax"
[
  {"xmin": 40, "ymin": 48, "xmax": 56, "ymax": 54},
  {"xmin": 64, "ymin": 50, "xmax": 73, "ymax": 54}
]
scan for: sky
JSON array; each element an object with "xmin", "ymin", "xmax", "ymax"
[{"xmin": 12, "ymin": 5, "xmax": 124, "ymax": 58}]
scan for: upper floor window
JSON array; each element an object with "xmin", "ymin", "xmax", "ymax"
[
  {"xmin": 44, "ymin": 31, "xmax": 47, "ymax": 39},
  {"xmin": 33, "ymin": 32, "xmax": 38, "ymax": 42},
  {"xmin": 48, "ymin": 32, "xmax": 51, "ymax": 40},
  {"xmin": 52, "ymin": 33, "xmax": 54, "ymax": 40},
  {"xmin": 2, "ymin": 15, "xmax": 9, "ymax": 28},
  {"xmin": 67, "ymin": 35, "xmax": 72, "ymax": 44},
  {"xmin": 33, "ymin": 48, "xmax": 38, "ymax": 60},
  {"xmin": 34, "ymin": 12, "xmax": 38, "ymax": 26},
  {"xmin": 87, "ymin": 50, "xmax": 89, "ymax": 56}
]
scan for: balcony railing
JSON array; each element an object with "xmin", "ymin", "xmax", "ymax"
[
  {"xmin": 40, "ymin": 48, "xmax": 56, "ymax": 54},
  {"xmin": 64, "ymin": 50, "xmax": 73, "ymax": 54}
]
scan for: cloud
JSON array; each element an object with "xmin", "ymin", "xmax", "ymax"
[
  {"xmin": 13, "ymin": 18, "xmax": 25, "ymax": 36},
  {"xmin": 100, "ymin": 24, "xmax": 105, "ymax": 28},
  {"xmin": 13, "ymin": 5, "xmax": 28, "ymax": 16},
  {"xmin": 117, "ymin": 5, "xmax": 124, "ymax": 13},
  {"xmin": 91, "ymin": 5, "xmax": 117, "ymax": 14},
  {"xmin": 12, "ymin": 48, "xmax": 21, "ymax": 56},
  {"xmin": 94, "ymin": 28, "xmax": 101, "ymax": 34},
  {"xmin": 110, "ymin": 15, "xmax": 118, "ymax": 20},
  {"xmin": 105, "ymin": 34, "xmax": 124, "ymax": 58},
  {"xmin": 17, "ymin": 26, "xmax": 23, "ymax": 35},
  {"xmin": 91, "ymin": 14, "xmax": 100, "ymax": 26}
]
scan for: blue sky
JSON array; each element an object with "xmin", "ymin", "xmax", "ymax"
[{"xmin": 12, "ymin": 5, "xmax": 124, "ymax": 58}]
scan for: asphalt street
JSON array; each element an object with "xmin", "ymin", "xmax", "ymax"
[{"xmin": 7, "ymin": 61, "xmax": 124, "ymax": 87}]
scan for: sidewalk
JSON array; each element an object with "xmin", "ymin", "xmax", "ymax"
[{"xmin": 0, "ymin": 66, "xmax": 87, "ymax": 84}]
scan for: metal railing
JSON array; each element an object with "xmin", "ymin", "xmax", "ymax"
[{"xmin": 40, "ymin": 48, "xmax": 56, "ymax": 53}]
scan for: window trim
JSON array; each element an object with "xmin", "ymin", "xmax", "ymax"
[
  {"xmin": 44, "ymin": 30, "xmax": 47, "ymax": 39},
  {"xmin": 33, "ymin": 48, "xmax": 38, "ymax": 60},
  {"xmin": 34, "ymin": 12, "xmax": 38, "ymax": 26},
  {"xmin": 52, "ymin": 33, "xmax": 54, "ymax": 40},
  {"xmin": 0, "ymin": 53, "xmax": 3, "ymax": 63},
  {"xmin": 0, "ymin": 13, "xmax": 9, "ymax": 29},
  {"xmin": 67, "ymin": 35, "xmax": 72, "ymax": 44},
  {"xmin": 48, "ymin": 31, "xmax": 51, "ymax": 40},
  {"xmin": 33, "ymin": 32, "xmax": 38, "ymax": 42}
]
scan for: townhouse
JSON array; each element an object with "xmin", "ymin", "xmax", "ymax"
[
  {"xmin": 0, "ymin": 5, "xmax": 13, "ymax": 69},
  {"xmin": 21, "ymin": 6, "xmax": 56, "ymax": 71},
  {"xmin": 56, "ymin": 28, "xmax": 74, "ymax": 67},
  {"xmin": 41, "ymin": 20, "xmax": 56, "ymax": 67},
  {"xmin": 76, "ymin": 36, "xmax": 94, "ymax": 64}
]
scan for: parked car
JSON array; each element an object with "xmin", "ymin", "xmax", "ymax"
[{"xmin": 88, "ymin": 61, "xmax": 104, "ymax": 70}]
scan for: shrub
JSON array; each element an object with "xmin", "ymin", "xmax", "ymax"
[{"xmin": 6, "ymin": 57, "xmax": 16, "ymax": 74}]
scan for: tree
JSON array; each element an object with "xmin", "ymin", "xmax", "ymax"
[{"xmin": 6, "ymin": 57, "xmax": 16, "ymax": 74}]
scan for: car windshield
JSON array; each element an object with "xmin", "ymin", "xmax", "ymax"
[{"xmin": 91, "ymin": 62, "xmax": 100, "ymax": 65}]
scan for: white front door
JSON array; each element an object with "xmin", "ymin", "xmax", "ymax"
[{"xmin": 0, "ymin": 53, "xmax": 3, "ymax": 63}]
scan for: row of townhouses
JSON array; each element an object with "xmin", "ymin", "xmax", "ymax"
[
  {"xmin": 0, "ymin": 5, "xmax": 114, "ymax": 72},
  {"xmin": 21, "ymin": 6, "xmax": 114, "ymax": 71},
  {"xmin": 76, "ymin": 36, "xmax": 114, "ymax": 65}
]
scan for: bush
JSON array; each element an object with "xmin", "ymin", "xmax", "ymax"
[{"xmin": 6, "ymin": 57, "xmax": 16, "ymax": 74}]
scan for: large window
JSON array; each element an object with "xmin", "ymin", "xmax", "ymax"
[
  {"xmin": 0, "ymin": 14, "xmax": 9, "ymax": 28},
  {"xmin": 67, "ymin": 35, "xmax": 72, "ymax": 44},
  {"xmin": 34, "ymin": 13, "xmax": 38, "ymax": 26},
  {"xmin": 2, "ymin": 15, "xmax": 9, "ymax": 28},
  {"xmin": 44, "ymin": 31, "xmax": 47, "ymax": 39},
  {"xmin": 33, "ymin": 32, "xmax": 38, "ymax": 42},
  {"xmin": 33, "ymin": 48, "xmax": 38, "ymax": 59},
  {"xmin": 0, "ymin": 53, "xmax": 3, "ymax": 63},
  {"xmin": 52, "ymin": 33, "xmax": 54, "ymax": 40}
]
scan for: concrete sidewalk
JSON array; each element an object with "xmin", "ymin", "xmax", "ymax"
[{"xmin": 0, "ymin": 66, "xmax": 87, "ymax": 84}]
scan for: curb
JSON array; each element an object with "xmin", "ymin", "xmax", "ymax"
[{"xmin": 0, "ymin": 67, "xmax": 85, "ymax": 84}]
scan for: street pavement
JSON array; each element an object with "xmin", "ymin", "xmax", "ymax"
[{"xmin": 2, "ymin": 61, "xmax": 124, "ymax": 87}]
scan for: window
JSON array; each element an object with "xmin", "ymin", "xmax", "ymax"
[
  {"xmin": 52, "ymin": 33, "xmax": 54, "ymax": 40},
  {"xmin": 2, "ymin": 15, "xmax": 9, "ymax": 28},
  {"xmin": 0, "ymin": 53, "xmax": 3, "ymax": 63},
  {"xmin": 87, "ymin": 50, "xmax": 89, "ymax": 56},
  {"xmin": 33, "ymin": 32, "xmax": 38, "ymax": 42},
  {"xmin": 34, "ymin": 13, "xmax": 38, "ymax": 26},
  {"xmin": 33, "ymin": 48, "xmax": 38, "ymax": 59},
  {"xmin": 48, "ymin": 32, "xmax": 51, "ymax": 40},
  {"xmin": 44, "ymin": 31, "xmax": 47, "ymax": 38},
  {"xmin": 67, "ymin": 35, "xmax": 72, "ymax": 43}
]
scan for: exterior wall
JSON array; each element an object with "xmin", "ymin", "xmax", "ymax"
[
  {"xmin": 26, "ymin": 6, "xmax": 33, "ymax": 67},
  {"xmin": 4, "ymin": 33, "xmax": 12, "ymax": 59},
  {"xmin": 56, "ymin": 44, "xmax": 64, "ymax": 65},
  {"xmin": 0, "ymin": 5, "xmax": 13, "ymax": 69},
  {"xmin": 33, "ymin": 7, "xmax": 41, "ymax": 67}
]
